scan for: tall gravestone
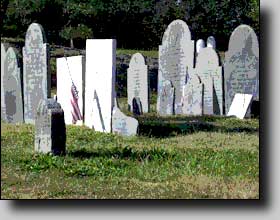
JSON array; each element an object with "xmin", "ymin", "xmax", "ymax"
[
  {"xmin": 196, "ymin": 39, "xmax": 205, "ymax": 54},
  {"xmin": 157, "ymin": 19, "xmax": 194, "ymax": 115},
  {"xmin": 57, "ymin": 56, "xmax": 85, "ymax": 125},
  {"xmin": 3, "ymin": 47, "xmax": 24, "ymax": 123},
  {"xmin": 23, "ymin": 23, "xmax": 50, "ymax": 124},
  {"xmin": 195, "ymin": 47, "xmax": 223, "ymax": 115},
  {"xmin": 84, "ymin": 39, "xmax": 116, "ymax": 133},
  {"xmin": 207, "ymin": 36, "xmax": 216, "ymax": 49},
  {"xmin": 127, "ymin": 53, "xmax": 149, "ymax": 113},
  {"xmin": 224, "ymin": 24, "xmax": 259, "ymax": 114},
  {"xmin": 1, "ymin": 43, "xmax": 8, "ymax": 121}
]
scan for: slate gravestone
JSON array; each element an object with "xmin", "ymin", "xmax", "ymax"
[
  {"xmin": 127, "ymin": 53, "xmax": 149, "ymax": 113},
  {"xmin": 157, "ymin": 79, "xmax": 174, "ymax": 115},
  {"xmin": 3, "ymin": 47, "xmax": 24, "ymax": 123},
  {"xmin": 195, "ymin": 47, "xmax": 223, "ymax": 115},
  {"xmin": 182, "ymin": 75, "xmax": 203, "ymax": 115},
  {"xmin": 224, "ymin": 24, "xmax": 259, "ymax": 114},
  {"xmin": 207, "ymin": 36, "xmax": 216, "ymax": 49},
  {"xmin": 57, "ymin": 56, "xmax": 85, "ymax": 125},
  {"xmin": 84, "ymin": 39, "xmax": 116, "ymax": 133},
  {"xmin": 35, "ymin": 98, "xmax": 66, "ymax": 155},
  {"xmin": 157, "ymin": 19, "xmax": 195, "ymax": 115},
  {"xmin": 196, "ymin": 39, "xmax": 205, "ymax": 54},
  {"xmin": 1, "ymin": 43, "xmax": 8, "ymax": 121},
  {"xmin": 132, "ymin": 97, "xmax": 143, "ymax": 116},
  {"xmin": 227, "ymin": 93, "xmax": 253, "ymax": 119},
  {"xmin": 23, "ymin": 23, "xmax": 50, "ymax": 124}
]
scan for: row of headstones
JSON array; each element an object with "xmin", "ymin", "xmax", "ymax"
[
  {"xmin": 156, "ymin": 19, "xmax": 259, "ymax": 118},
  {"xmin": 1, "ymin": 23, "xmax": 138, "ymax": 138}
]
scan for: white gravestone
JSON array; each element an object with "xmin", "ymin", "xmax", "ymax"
[
  {"xmin": 127, "ymin": 53, "xmax": 149, "ymax": 113},
  {"xmin": 1, "ymin": 43, "xmax": 8, "ymax": 121},
  {"xmin": 224, "ymin": 24, "xmax": 259, "ymax": 114},
  {"xmin": 157, "ymin": 19, "xmax": 195, "ymax": 115},
  {"xmin": 196, "ymin": 39, "xmax": 205, "ymax": 54},
  {"xmin": 84, "ymin": 39, "xmax": 116, "ymax": 133},
  {"xmin": 207, "ymin": 36, "xmax": 216, "ymax": 49},
  {"xmin": 57, "ymin": 56, "xmax": 85, "ymax": 125},
  {"xmin": 3, "ymin": 47, "xmax": 24, "ymax": 123},
  {"xmin": 227, "ymin": 93, "xmax": 253, "ymax": 119},
  {"xmin": 23, "ymin": 23, "xmax": 50, "ymax": 124},
  {"xmin": 195, "ymin": 47, "xmax": 223, "ymax": 115}
]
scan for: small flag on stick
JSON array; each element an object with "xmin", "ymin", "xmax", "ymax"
[{"xmin": 70, "ymin": 81, "xmax": 83, "ymax": 124}]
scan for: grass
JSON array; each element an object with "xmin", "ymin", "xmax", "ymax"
[{"xmin": 1, "ymin": 113, "xmax": 259, "ymax": 199}]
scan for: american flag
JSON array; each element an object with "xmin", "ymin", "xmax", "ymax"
[{"xmin": 70, "ymin": 81, "xmax": 83, "ymax": 124}]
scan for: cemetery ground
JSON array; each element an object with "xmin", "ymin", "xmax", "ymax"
[{"xmin": 1, "ymin": 97, "xmax": 259, "ymax": 199}]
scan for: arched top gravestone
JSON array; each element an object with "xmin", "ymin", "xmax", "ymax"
[
  {"xmin": 196, "ymin": 39, "xmax": 205, "ymax": 54},
  {"xmin": 23, "ymin": 23, "xmax": 50, "ymax": 124},
  {"xmin": 196, "ymin": 47, "xmax": 219, "ymax": 67},
  {"xmin": 3, "ymin": 47, "xmax": 24, "ymax": 123},
  {"xmin": 224, "ymin": 24, "xmax": 259, "ymax": 114},
  {"xmin": 207, "ymin": 36, "xmax": 216, "ymax": 49},
  {"xmin": 129, "ymin": 52, "xmax": 145, "ymax": 66}
]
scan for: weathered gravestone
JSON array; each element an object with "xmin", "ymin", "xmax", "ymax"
[
  {"xmin": 127, "ymin": 53, "xmax": 149, "ymax": 113},
  {"xmin": 182, "ymin": 75, "xmax": 203, "ymax": 115},
  {"xmin": 35, "ymin": 98, "xmax": 66, "ymax": 155},
  {"xmin": 23, "ymin": 23, "xmax": 50, "ymax": 124},
  {"xmin": 157, "ymin": 19, "xmax": 195, "ymax": 115},
  {"xmin": 195, "ymin": 47, "xmax": 223, "ymax": 115},
  {"xmin": 224, "ymin": 24, "xmax": 259, "ymax": 114},
  {"xmin": 227, "ymin": 93, "xmax": 253, "ymax": 119},
  {"xmin": 57, "ymin": 56, "xmax": 85, "ymax": 125},
  {"xmin": 3, "ymin": 47, "xmax": 24, "ymax": 123},
  {"xmin": 207, "ymin": 36, "xmax": 216, "ymax": 49},
  {"xmin": 156, "ymin": 80, "xmax": 174, "ymax": 115},
  {"xmin": 84, "ymin": 39, "xmax": 116, "ymax": 132},
  {"xmin": 1, "ymin": 43, "xmax": 8, "ymax": 121},
  {"xmin": 196, "ymin": 39, "xmax": 205, "ymax": 54}
]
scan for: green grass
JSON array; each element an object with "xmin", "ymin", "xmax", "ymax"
[{"xmin": 1, "ymin": 114, "xmax": 259, "ymax": 199}]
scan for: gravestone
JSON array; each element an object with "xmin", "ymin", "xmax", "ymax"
[
  {"xmin": 227, "ymin": 93, "xmax": 253, "ymax": 119},
  {"xmin": 182, "ymin": 75, "xmax": 203, "ymax": 115},
  {"xmin": 207, "ymin": 36, "xmax": 216, "ymax": 49},
  {"xmin": 57, "ymin": 56, "xmax": 85, "ymax": 125},
  {"xmin": 1, "ymin": 43, "xmax": 8, "ymax": 121},
  {"xmin": 157, "ymin": 19, "xmax": 195, "ymax": 115},
  {"xmin": 23, "ymin": 23, "xmax": 50, "ymax": 124},
  {"xmin": 127, "ymin": 53, "xmax": 149, "ymax": 113},
  {"xmin": 84, "ymin": 39, "xmax": 116, "ymax": 132},
  {"xmin": 196, "ymin": 39, "xmax": 205, "ymax": 54},
  {"xmin": 195, "ymin": 47, "xmax": 223, "ymax": 115},
  {"xmin": 34, "ymin": 98, "xmax": 66, "ymax": 155},
  {"xmin": 3, "ymin": 47, "xmax": 24, "ymax": 123},
  {"xmin": 224, "ymin": 24, "xmax": 259, "ymax": 114},
  {"xmin": 157, "ymin": 80, "xmax": 174, "ymax": 115}
]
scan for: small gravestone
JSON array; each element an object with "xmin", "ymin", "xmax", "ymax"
[
  {"xmin": 57, "ymin": 56, "xmax": 85, "ymax": 125},
  {"xmin": 127, "ymin": 53, "xmax": 149, "ymax": 113},
  {"xmin": 195, "ymin": 47, "xmax": 223, "ymax": 115},
  {"xmin": 157, "ymin": 19, "xmax": 195, "ymax": 115},
  {"xmin": 227, "ymin": 93, "xmax": 253, "ymax": 119},
  {"xmin": 132, "ymin": 97, "xmax": 143, "ymax": 116},
  {"xmin": 35, "ymin": 98, "xmax": 66, "ymax": 155},
  {"xmin": 182, "ymin": 75, "xmax": 203, "ymax": 115},
  {"xmin": 224, "ymin": 24, "xmax": 259, "ymax": 114},
  {"xmin": 196, "ymin": 39, "xmax": 205, "ymax": 54},
  {"xmin": 3, "ymin": 47, "xmax": 24, "ymax": 123},
  {"xmin": 157, "ymin": 79, "xmax": 174, "ymax": 115},
  {"xmin": 1, "ymin": 43, "xmax": 9, "ymax": 121},
  {"xmin": 23, "ymin": 23, "xmax": 50, "ymax": 124},
  {"xmin": 207, "ymin": 36, "xmax": 216, "ymax": 49}
]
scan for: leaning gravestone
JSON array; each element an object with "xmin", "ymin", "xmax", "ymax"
[
  {"xmin": 1, "ymin": 43, "xmax": 8, "ymax": 121},
  {"xmin": 207, "ymin": 36, "xmax": 216, "ymax": 49},
  {"xmin": 224, "ymin": 24, "xmax": 259, "ymax": 114},
  {"xmin": 157, "ymin": 19, "xmax": 195, "ymax": 115},
  {"xmin": 23, "ymin": 23, "xmax": 50, "ymax": 124},
  {"xmin": 195, "ymin": 47, "xmax": 223, "ymax": 115},
  {"xmin": 196, "ymin": 39, "xmax": 205, "ymax": 54},
  {"xmin": 182, "ymin": 75, "xmax": 203, "ymax": 115},
  {"xmin": 34, "ymin": 98, "xmax": 66, "ymax": 155},
  {"xmin": 57, "ymin": 56, "xmax": 85, "ymax": 125},
  {"xmin": 127, "ymin": 53, "xmax": 149, "ymax": 113},
  {"xmin": 84, "ymin": 39, "xmax": 116, "ymax": 132},
  {"xmin": 3, "ymin": 47, "xmax": 24, "ymax": 123}
]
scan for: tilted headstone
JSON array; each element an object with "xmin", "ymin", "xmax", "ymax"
[
  {"xmin": 35, "ymin": 98, "xmax": 66, "ymax": 155},
  {"xmin": 127, "ymin": 53, "xmax": 149, "ymax": 113},
  {"xmin": 23, "ymin": 23, "xmax": 50, "ymax": 124},
  {"xmin": 195, "ymin": 47, "xmax": 223, "ymax": 115},
  {"xmin": 3, "ymin": 47, "xmax": 24, "ymax": 123},
  {"xmin": 227, "ymin": 93, "xmax": 253, "ymax": 119},
  {"xmin": 207, "ymin": 36, "xmax": 216, "ymax": 49},
  {"xmin": 182, "ymin": 75, "xmax": 203, "ymax": 115},
  {"xmin": 224, "ymin": 24, "xmax": 259, "ymax": 114},
  {"xmin": 196, "ymin": 39, "xmax": 205, "ymax": 54},
  {"xmin": 57, "ymin": 56, "xmax": 85, "ymax": 125},
  {"xmin": 84, "ymin": 39, "xmax": 116, "ymax": 132},
  {"xmin": 1, "ymin": 43, "xmax": 8, "ymax": 121},
  {"xmin": 157, "ymin": 19, "xmax": 195, "ymax": 115},
  {"xmin": 157, "ymin": 79, "xmax": 174, "ymax": 115}
]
